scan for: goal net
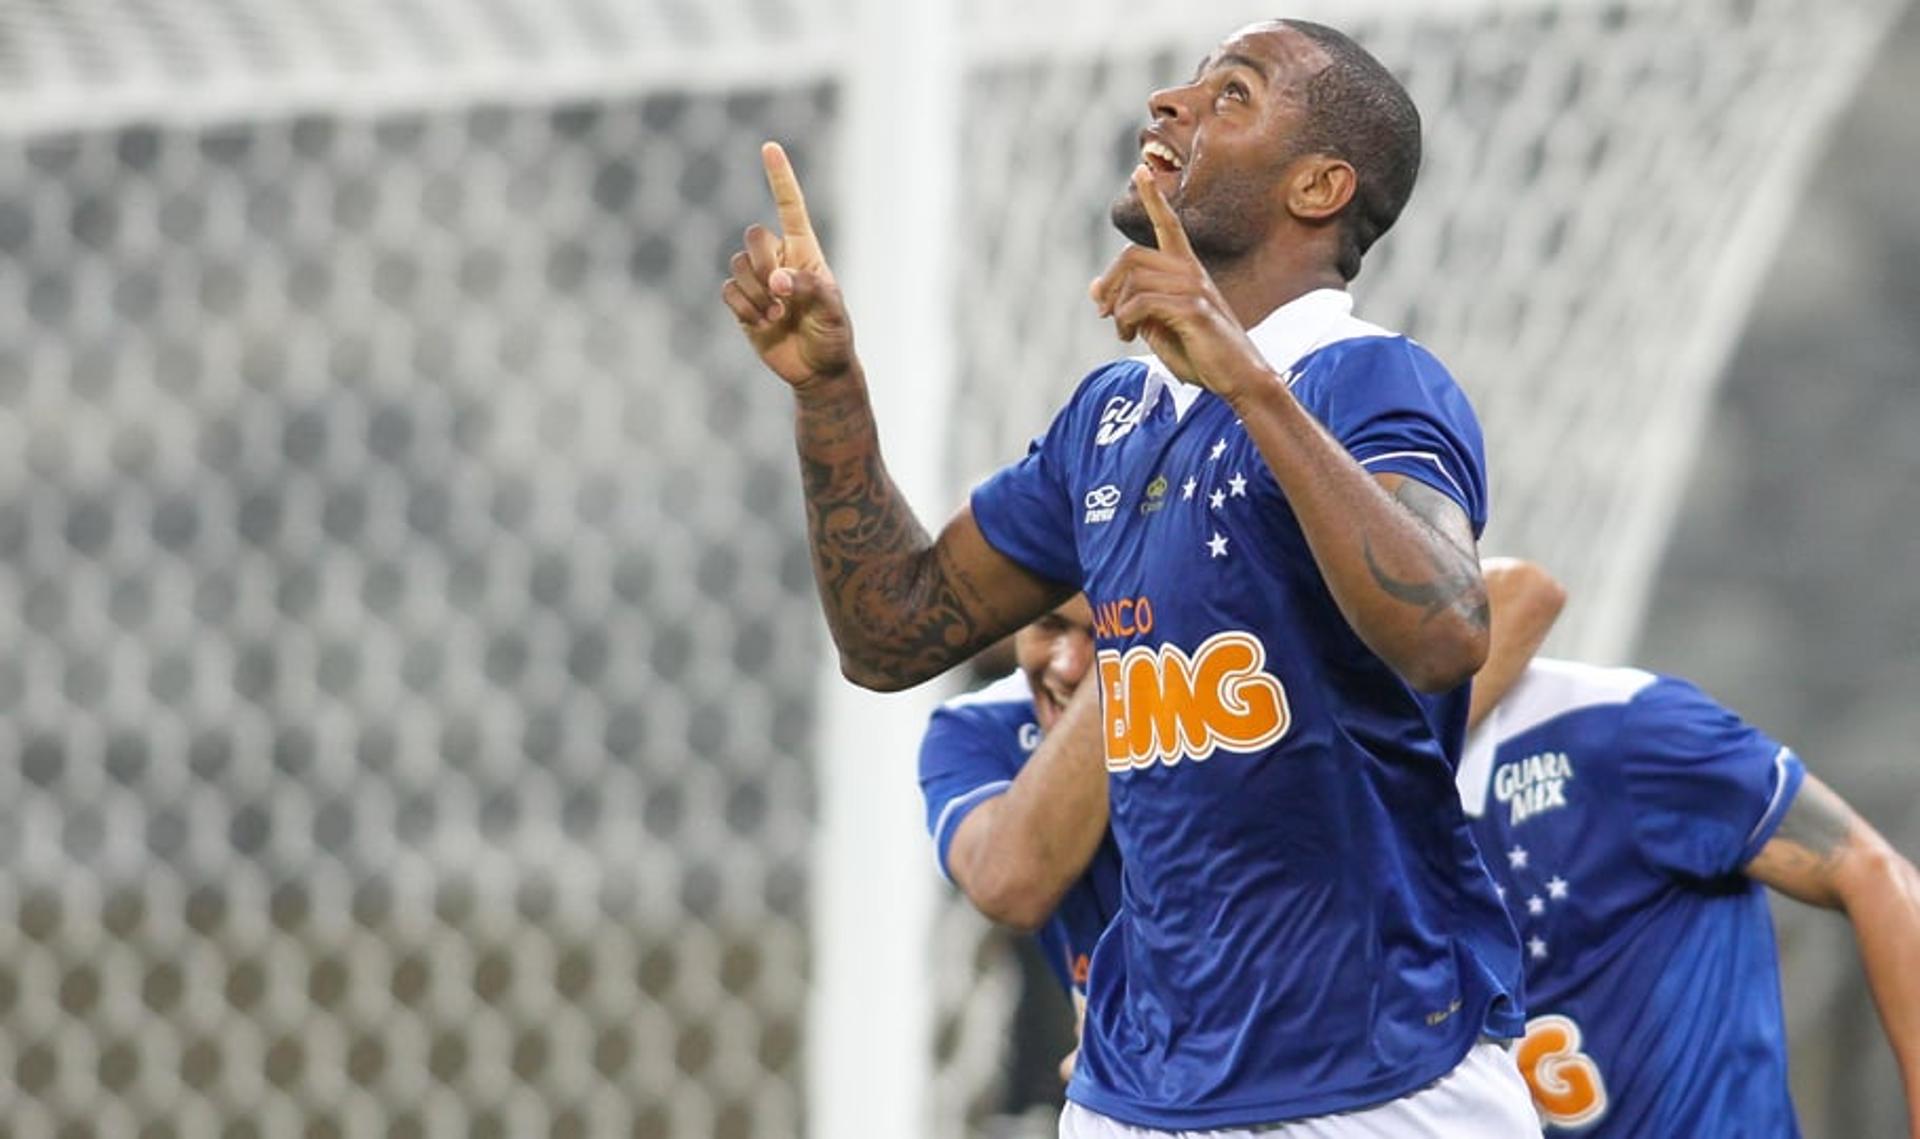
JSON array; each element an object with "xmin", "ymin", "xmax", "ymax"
[{"xmin": 0, "ymin": 0, "xmax": 1897, "ymax": 1136}]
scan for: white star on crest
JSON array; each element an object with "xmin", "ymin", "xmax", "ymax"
[
  {"xmin": 1526, "ymin": 895, "xmax": 1545, "ymax": 916},
  {"xmin": 1528, "ymin": 937, "xmax": 1548, "ymax": 961},
  {"xmin": 1208, "ymin": 488, "xmax": 1226, "ymax": 510},
  {"xmin": 1228, "ymin": 472, "xmax": 1247, "ymax": 497},
  {"xmin": 1547, "ymin": 876, "xmax": 1569, "ymax": 900},
  {"xmin": 1181, "ymin": 476, "xmax": 1197, "ymax": 501},
  {"xmin": 1206, "ymin": 532, "xmax": 1229, "ymax": 558},
  {"xmin": 1507, "ymin": 846, "xmax": 1529, "ymax": 870},
  {"xmin": 1209, "ymin": 439, "xmax": 1227, "ymax": 460}
]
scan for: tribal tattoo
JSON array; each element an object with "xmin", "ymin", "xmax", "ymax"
[
  {"xmin": 1766, "ymin": 777, "xmax": 1856, "ymax": 871},
  {"xmin": 793, "ymin": 381, "xmax": 998, "ymax": 688},
  {"xmin": 1361, "ymin": 477, "xmax": 1490, "ymax": 630},
  {"xmin": 1745, "ymin": 776, "xmax": 1868, "ymax": 908}
]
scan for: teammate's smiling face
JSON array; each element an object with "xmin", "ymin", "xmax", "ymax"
[
  {"xmin": 1015, "ymin": 596, "xmax": 1096, "ymax": 734},
  {"xmin": 1112, "ymin": 22, "xmax": 1328, "ymax": 263}
]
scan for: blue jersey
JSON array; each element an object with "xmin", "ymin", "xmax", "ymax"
[
  {"xmin": 970, "ymin": 289, "xmax": 1522, "ymax": 1129},
  {"xmin": 918, "ymin": 673, "xmax": 1125, "ymax": 996},
  {"xmin": 1459, "ymin": 659, "xmax": 1806, "ymax": 1137}
]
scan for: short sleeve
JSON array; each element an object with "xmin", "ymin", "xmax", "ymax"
[
  {"xmin": 969, "ymin": 370, "xmax": 1110, "ymax": 589},
  {"xmin": 917, "ymin": 705, "xmax": 1020, "ymax": 881},
  {"xmin": 1303, "ymin": 337, "xmax": 1490, "ymax": 536},
  {"xmin": 1621, "ymin": 676, "xmax": 1807, "ymax": 881}
]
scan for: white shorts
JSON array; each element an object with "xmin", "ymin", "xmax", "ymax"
[{"xmin": 1059, "ymin": 1041, "xmax": 1540, "ymax": 1139}]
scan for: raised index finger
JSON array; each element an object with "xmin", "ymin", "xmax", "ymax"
[
  {"xmin": 1132, "ymin": 165, "xmax": 1194, "ymax": 260},
  {"xmin": 762, "ymin": 142, "xmax": 820, "ymax": 250}
]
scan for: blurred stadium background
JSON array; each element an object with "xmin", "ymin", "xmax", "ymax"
[{"xmin": 0, "ymin": 0, "xmax": 1912, "ymax": 1136}]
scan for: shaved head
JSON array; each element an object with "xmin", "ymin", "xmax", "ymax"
[{"xmin": 1271, "ymin": 19, "xmax": 1422, "ymax": 279}]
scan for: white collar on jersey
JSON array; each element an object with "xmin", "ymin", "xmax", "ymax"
[{"xmin": 1134, "ymin": 287, "xmax": 1361, "ymax": 422}]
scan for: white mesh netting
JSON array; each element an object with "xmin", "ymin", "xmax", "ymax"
[
  {"xmin": 0, "ymin": 0, "xmax": 1901, "ymax": 1136},
  {"xmin": 0, "ymin": 4, "xmax": 842, "ymax": 1130}
]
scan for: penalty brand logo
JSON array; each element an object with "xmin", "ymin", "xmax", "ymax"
[
  {"xmin": 1098, "ymin": 631, "xmax": 1290, "ymax": 768},
  {"xmin": 1095, "ymin": 395, "xmax": 1146, "ymax": 446},
  {"xmin": 1495, "ymin": 751, "xmax": 1576, "ymax": 825},
  {"xmin": 1084, "ymin": 484, "xmax": 1122, "ymax": 524}
]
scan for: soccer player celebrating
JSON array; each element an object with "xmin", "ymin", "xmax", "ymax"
[
  {"xmin": 1462, "ymin": 570, "xmax": 1920, "ymax": 1137},
  {"xmin": 725, "ymin": 19, "xmax": 1539, "ymax": 1136}
]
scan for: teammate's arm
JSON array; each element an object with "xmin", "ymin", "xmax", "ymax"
[
  {"xmin": 723, "ymin": 143, "xmax": 1065, "ymax": 690},
  {"xmin": 1746, "ymin": 777, "xmax": 1920, "ymax": 1137},
  {"xmin": 946, "ymin": 681, "xmax": 1110, "ymax": 933},
  {"xmin": 1090, "ymin": 168, "xmax": 1487, "ymax": 692},
  {"xmin": 1467, "ymin": 558, "xmax": 1568, "ymax": 732}
]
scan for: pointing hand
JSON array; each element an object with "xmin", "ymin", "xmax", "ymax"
[{"xmin": 722, "ymin": 143, "xmax": 856, "ymax": 389}]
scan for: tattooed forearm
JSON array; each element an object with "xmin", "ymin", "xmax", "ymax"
[
  {"xmin": 1361, "ymin": 479, "xmax": 1490, "ymax": 630},
  {"xmin": 1771, "ymin": 778, "xmax": 1855, "ymax": 866},
  {"xmin": 1362, "ymin": 538, "xmax": 1485, "ymax": 626},
  {"xmin": 799, "ymin": 450, "xmax": 928, "ymax": 597},
  {"xmin": 1746, "ymin": 776, "xmax": 1867, "ymax": 909},
  {"xmin": 791, "ymin": 377, "xmax": 994, "ymax": 688}
]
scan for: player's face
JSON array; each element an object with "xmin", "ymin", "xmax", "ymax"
[
  {"xmin": 1015, "ymin": 596, "xmax": 1096, "ymax": 734},
  {"xmin": 1112, "ymin": 23, "xmax": 1324, "ymax": 262}
]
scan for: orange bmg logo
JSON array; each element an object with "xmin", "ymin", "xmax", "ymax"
[{"xmin": 1098, "ymin": 631, "xmax": 1291, "ymax": 768}]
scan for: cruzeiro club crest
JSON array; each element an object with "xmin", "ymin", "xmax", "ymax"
[{"xmin": 1139, "ymin": 474, "xmax": 1169, "ymax": 516}]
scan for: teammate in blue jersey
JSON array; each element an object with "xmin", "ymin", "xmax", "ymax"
[
  {"xmin": 1464, "ymin": 571, "xmax": 1920, "ymax": 1137},
  {"xmin": 725, "ymin": 18, "xmax": 1540, "ymax": 1136},
  {"xmin": 918, "ymin": 596, "xmax": 1120, "ymax": 1062},
  {"xmin": 919, "ymin": 597, "xmax": 1120, "ymax": 992}
]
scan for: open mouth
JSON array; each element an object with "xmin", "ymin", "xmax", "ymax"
[{"xmin": 1141, "ymin": 139, "xmax": 1185, "ymax": 176}]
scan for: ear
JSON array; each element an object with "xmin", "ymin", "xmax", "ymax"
[{"xmin": 1285, "ymin": 155, "xmax": 1357, "ymax": 223}]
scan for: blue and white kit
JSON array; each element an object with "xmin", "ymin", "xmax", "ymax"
[
  {"xmin": 918, "ymin": 672, "xmax": 1124, "ymax": 997},
  {"xmin": 1461, "ymin": 658, "xmax": 1807, "ymax": 1137},
  {"xmin": 970, "ymin": 289, "xmax": 1523, "ymax": 1130}
]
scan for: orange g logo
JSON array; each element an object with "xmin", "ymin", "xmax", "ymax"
[{"xmin": 1517, "ymin": 1014, "xmax": 1609, "ymax": 1129}]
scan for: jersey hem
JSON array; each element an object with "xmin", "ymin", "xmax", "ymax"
[{"xmin": 1064, "ymin": 1026, "xmax": 1484, "ymax": 1131}]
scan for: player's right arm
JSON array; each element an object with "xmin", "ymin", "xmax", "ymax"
[
  {"xmin": 722, "ymin": 143, "xmax": 1065, "ymax": 691},
  {"xmin": 1745, "ymin": 778, "xmax": 1920, "ymax": 1138},
  {"xmin": 945, "ymin": 681, "xmax": 1110, "ymax": 933}
]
